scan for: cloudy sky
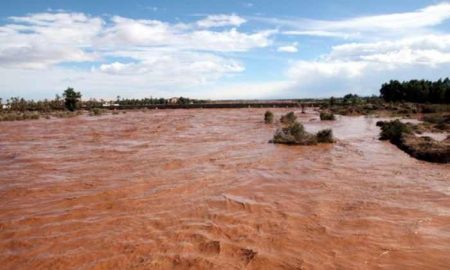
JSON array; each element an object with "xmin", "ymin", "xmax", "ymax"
[{"xmin": 1, "ymin": 0, "xmax": 450, "ymax": 100}]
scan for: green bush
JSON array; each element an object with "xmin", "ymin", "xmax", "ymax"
[
  {"xmin": 89, "ymin": 108, "xmax": 104, "ymax": 116},
  {"xmin": 316, "ymin": 129, "xmax": 334, "ymax": 143},
  {"xmin": 0, "ymin": 111, "xmax": 40, "ymax": 121},
  {"xmin": 289, "ymin": 122, "xmax": 305, "ymax": 138},
  {"xmin": 320, "ymin": 112, "xmax": 336, "ymax": 121},
  {"xmin": 264, "ymin": 111, "xmax": 274, "ymax": 124},
  {"xmin": 280, "ymin": 112, "xmax": 297, "ymax": 125},
  {"xmin": 51, "ymin": 111, "xmax": 78, "ymax": 118},
  {"xmin": 272, "ymin": 122, "xmax": 309, "ymax": 144},
  {"xmin": 379, "ymin": 120, "xmax": 412, "ymax": 143},
  {"xmin": 29, "ymin": 112, "xmax": 40, "ymax": 120},
  {"xmin": 271, "ymin": 121, "xmax": 335, "ymax": 145}
]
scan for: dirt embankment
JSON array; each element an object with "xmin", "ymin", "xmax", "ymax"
[
  {"xmin": 398, "ymin": 134, "xmax": 450, "ymax": 163},
  {"xmin": 377, "ymin": 120, "xmax": 450, "ymax": 163}
]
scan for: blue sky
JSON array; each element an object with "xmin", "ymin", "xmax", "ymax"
[{"xmin": 1, "ymin": 0, "xmax": 450, "ymax": 100}]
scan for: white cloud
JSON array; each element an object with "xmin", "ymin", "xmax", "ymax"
[
  {"xmin": 0, "ymin": 11, "xmax": 274, "ymax": 97},
  {"xmin": 187, "ymin": 29, "xmax": 273, "ymax": 52},
  {"xmin": 98, "ymin": 16, "xmax": 182, "ymax": 48},
  {"xmin": 0, "ymin": 12, "xmax": 102, "ymax": 68},
  {"xmin": 0, "ymin": 12, "xmax": 273, "ymax": 69},
  {"xmin": 284, "ymin": 60, "xmax": 450, "ymax": 98},
  {"xmin": 99, "ymin": 16, "xmax": 270, "ymax": 52},
  {"xmin": 261, "ymin": 3, "xmax": 450, "ymax": 97},
  {"xmin": 266, "ymin": 3, "xmax": 450, "ymax": 39},
  {"xmin": 283, "ymin": 30, "xmax": 353, "ymax": 39},
  {"xmin": 325, "ymin": 3, "xmax": 450, "ymax": 32},
  {"xmin": 98, "ymin": 62, "xmax": 133, "ymax": 74},
  {"xmin": 0, "ymin": 62, "xmax": 250, "ymax": 100},
  {"xmin": 205, "ymin": 80, "xmax": 293, "ymax": 99},
  {"xmin": 94, "ymin": 50, "xmax": 244, "ymax": 84},
  {"xmin": 284, "ymin": 34, "xmax": 450, "ymax": 97},
  {"xmin": 277, "ymin": 43, "xmax": 298, "ymax": 53},
  {"xmin": 288, "ymin": 60, "xmax": 367, "ymax": 80},
  {"xmin": 328, "ymin": 35, "xmax": 450, "ymax": 63},
  {"xmin": 196, "ymin": 14, "xmax": 246, "ymax": 28}
]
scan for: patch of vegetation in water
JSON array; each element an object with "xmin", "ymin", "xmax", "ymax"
[
  {"xmin": 316, "ymin": 129, "xmax": 335, "ymax": 143},
  {"xmin": 377, "ymin": 120, "xmax": 450, "ymax": 163},
  {"xmin": 377, "ymin": 120, "xmax": 413, "ymax": 143},
  {"xmin": 280, "ymin": 111, "xmax": 297, "ymax": 125},
  {"xmin": 89, "ymin": 108, "xmax": 107, "ymax": 116},
  {"xmin": 422, "ymin": 114, "xmax": 450, "ymax": 131},
  {"xmin": 51, "ymin": 111, "xmax": 81, "ymax": 118},
  {"xmin": 271, "ymin": 112, "xmax": 335, "ymax": 145},
  {"xmin": 264, "ymin": 111, "xmax": 274, "ymax": 124},
  {"xmin": 320, "ymin": 112, "xmax": 336, "ymax": 121},
  {"xmin": 0, "ymin": 111, "xmax": 40, "ymax": 121}
]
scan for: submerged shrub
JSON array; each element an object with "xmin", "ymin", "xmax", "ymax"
[
  {"xmin": 280, "ymin": 112, "xmax": 297, "ymax": 125},
  {"xmin": 272, "ymin": 122, "xmax": 317, "ymax": 145},
  {"xmin": 89, "ymin": 108, "xmax": 104, "ymax": 116},
  {"xmin": 271, "ymin": 121, "xmax": 334, "ymax": 145},
  {"xmin": 52, "ymin": 111, "xmax": 77, "ymax": 118},
  {"xmin": 379, "ymin": 120, "xmax": 412, "ymax": 143},
  {"xmin": 29, "ymin": 112, "xmax": 40, "ymax": 120},
  {"xmin": 264, "ymin": 111, "xmax": 274, "ymax": 124},
  {"xmin": 0, "ymin": 111, "xmax": 40, "ymax": 121},
  {"xmin": 289, "ymin": 122, "xmax": 305, "ymax": 138},
  {"xmin": 316, "ymin": 129, "xmax": 334, "ymax": 143},
  {"xmin": 320, "ymin": 112, "xmax": 336, "ymax": 121}
]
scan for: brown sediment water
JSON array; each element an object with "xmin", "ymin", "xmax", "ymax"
[{"xmin": 0, "ymin": 108, "xmax": 449, "ymax": 269}]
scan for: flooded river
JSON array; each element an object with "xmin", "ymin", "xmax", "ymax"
[{"xmin": 0, "ymin": 109, "xmax": 449, "ymax": 269}]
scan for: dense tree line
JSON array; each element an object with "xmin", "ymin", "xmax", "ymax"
[
  {"xmin": 1, "ymin": 96, "xmax": 64, "ymax": 112},
  {"xmin": 116, "ymin": 96, "xmax": 206, "ymax": 106},
  {"xmin": 0, "ymin": 87, "xmax": 207, "ymax": 112},
  {"xmin": 116, "ymin": 97, "xmax": 168, "ymax": 106},
  {"xmin": 380, "ymin": 78, "xmax": 450, "ymax": 103}
]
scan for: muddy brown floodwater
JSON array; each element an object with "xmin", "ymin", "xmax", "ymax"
[{"xmin": 0, "ymin": 109, "xmax": 449, "ymax": 270}]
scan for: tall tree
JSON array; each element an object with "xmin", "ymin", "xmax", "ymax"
[{"xmin": 63, "ymin": 87, "xmax": 82, "ymax": 111}]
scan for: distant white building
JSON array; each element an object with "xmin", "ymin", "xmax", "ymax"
[
  {"xmin": 102, "ymin": 101, "xmax": 120, "ymax": 107},
  {"xmin": 168, "ymin": 97, "xmax": 179, "ymax": 104},
  {"xmin": 2, "ymin": 104, "xmax": 11, "ymax": 110}
]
